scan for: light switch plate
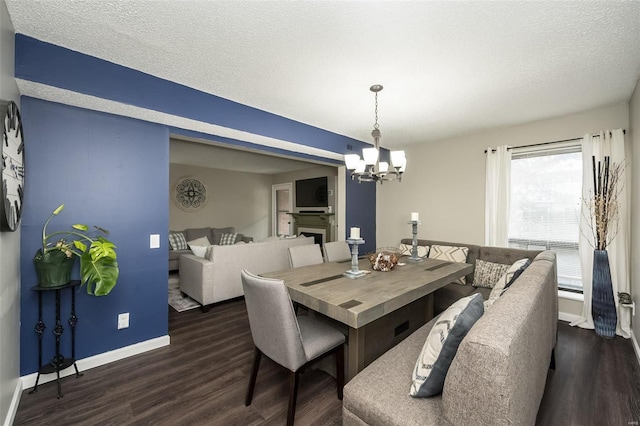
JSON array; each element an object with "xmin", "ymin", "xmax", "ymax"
[{"xmin": 150, "ymin": 234, "xmax": 160, "ymax": 249}]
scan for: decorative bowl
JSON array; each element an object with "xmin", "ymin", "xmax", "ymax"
[{"xmin": 367, "ymin": 247, "xmax": 400, "ymax": 272}]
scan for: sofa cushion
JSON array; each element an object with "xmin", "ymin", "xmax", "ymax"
[
  {"xmin": 473, "ymin": 259, "xmax": 510, "ymax": 288},
  {"xmin": 410, "ymin": 293, "xmax": 484, "ymax": 397},
  {"xmin": 168, "ymin": 231, "xmax": 188, "ymax": 251},
  {"xmin": 485, "ymin": 258, "xmax": 532, "ymax": 309},
  {"xmin": 398, "ymin": 243, "xmax": 429, "ymax": 258},
  {"xmin": 185, "ymin": 227, "xmax": 215, "ymax": 245},
  {"xmin": 428, "ymin": 245, "xmax": 469, "ymax": 284},
  {"xmin": 187, "ymin": 236, "xmax": 211, "ymax": 258},
  {"xmin": 212, "ymin": 227, "xmax": 235, "ymax": 245},
  {"xmin": 219, "ymin": 232, "xmax": 237, "ymax": 245}
]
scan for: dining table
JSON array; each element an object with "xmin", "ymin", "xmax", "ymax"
[{"xmin": 262, "ymin": 255, "xmax": 473, "ymax": 381}]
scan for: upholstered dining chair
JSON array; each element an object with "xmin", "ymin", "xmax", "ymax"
[
  {"xmin": 288, "ymin": 244, "xmax": 324, "ymax": 268},
  {"xmin": 323, "ymin": 241, "xmax": 351, "ymax": 262},
  {"xmin": 241, "ymin": 270, "xmax": 345, "ymax": 426}
]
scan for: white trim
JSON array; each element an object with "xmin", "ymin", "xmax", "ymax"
[
  {"xmin": 16, "ymin": 79, "xmax": 344, "ymax": 162},
  {"xmin": 632, "ymin": 330, "xmax": 640, "ymax": 368},
  {"xmin": 20, "ymin": 335, "xmax": 170, "ymax": 389},
  {"xmin": 558, "ymin": 311, "xmax": 581, "ymax": 323},
  {"xmin": 3, "ymin": 379, "xmax": 22, "ymax": 426},
  {"xmin": 558, "ymin": 290, "xmax": 584, "ymax": 302}
]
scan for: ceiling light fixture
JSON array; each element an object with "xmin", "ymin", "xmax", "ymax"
[{"xmin": 344, "ymin": 84, "xmax": 406, "ymax": 183}]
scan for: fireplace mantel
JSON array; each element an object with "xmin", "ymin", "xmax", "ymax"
[{"xmin": 288, "ymin": 213, "xmax": 335, "ymax": 243}]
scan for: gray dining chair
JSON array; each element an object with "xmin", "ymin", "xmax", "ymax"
[
  {"xmin": 323, "ymin": 241, "xmax": 351, "ymax": 262},
  {"xmin": 288, "ymin": 244, "xmax": 324, "ymax": 268},
  {"xmin": 241, "ymin": 270, "xmax": 345, "ymax": 426}
]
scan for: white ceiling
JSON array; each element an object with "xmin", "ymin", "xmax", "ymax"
[{"xmin": 6, "ymin": 1, "xmax": 640, "ymax": 149}]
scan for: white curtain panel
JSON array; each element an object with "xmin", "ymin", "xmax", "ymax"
[
  {"xmin": 571, "ymin": 129, "xmax": 630, "ymax": 338},
  {"xmin": 484, "ymin": 145, "xmax": 511, "ymax": 247}
]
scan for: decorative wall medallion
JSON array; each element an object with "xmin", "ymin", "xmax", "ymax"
[
  {"xmin": 172, "ymin": 176, "xmax": 207, "ymax": 212},
  {"xmin": 1, "ymin": 101, "xmax": 25, "ymax": 231}
]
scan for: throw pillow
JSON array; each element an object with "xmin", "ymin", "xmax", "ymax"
[
  {"xmin": 484, "ymin": 258, "xmax": 532, "ymax": 309},
  {"xmin": 168, "ymin": 231, "xmax": 188, "ymax": 251},
  {"xmin": 187, "ymin": 236, "xmax": 211, "ymax": 257},
  {"xmin": 472, "ymin": 259, "xmax": 511, "ymax": 288},
  {"xmin": 428, "ymin": 245, "xmax": 470, "ymax": 284},
  {"xmin": 189, "ymin": 245, "xmax": 208, "ymax": 258},
  {"xmin": 219, "ymin": 232, "xmax": 238, "ymax": 245},
  {"xmin": 410, "ymin": 293, "xmax": 484, "ymax": 397},
  {"xmin": 398, "ymin": 243, "xmax": 429, "ymax": 258}
]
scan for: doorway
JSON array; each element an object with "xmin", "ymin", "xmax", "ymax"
[{"xmin": 272, "ymin": 183, "xmax": 293, "ymax": 237}]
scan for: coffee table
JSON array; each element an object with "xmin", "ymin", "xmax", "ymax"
[{"xmin": 263, "ymin": 256, "xmax": 473, "ymax": 380}]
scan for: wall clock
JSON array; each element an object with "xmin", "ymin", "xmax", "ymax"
[
  {"xmin": 1, "ymin": 101, "xmax": 24, "ymax": 232},
  {"xmin": 172, "ymin": 176, "xmax": 207, "ymax": 212}
]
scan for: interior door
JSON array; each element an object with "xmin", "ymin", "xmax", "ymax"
[{"xmin": 272, "ymin": 183, "xmax": 292, "ymax": 237}]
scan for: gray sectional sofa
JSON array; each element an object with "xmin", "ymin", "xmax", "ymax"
[
  {"xmin": 343, "ymin": 241, "xmax": 558, "ymax": 426},
  {"xmin": 168, "ymin": 226, "xmax": 253, "ymax": 273}
]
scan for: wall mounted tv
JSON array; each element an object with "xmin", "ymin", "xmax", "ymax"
[{"xmin": 295, "ymin": 177, "xmax": 328, "ymax": 208}]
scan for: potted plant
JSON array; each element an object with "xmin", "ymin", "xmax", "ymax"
[{"xmin": 34, "ymin": 204, "xmax": 119, "ymax": 296}]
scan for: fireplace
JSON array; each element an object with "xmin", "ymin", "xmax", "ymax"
[
  {"xmin": 288, "ymin": 213, "xmax": 335, "ymax": 244},
  {"xmin": 297, "ymin": 227, "xmax": 326, "ymax": 247}
]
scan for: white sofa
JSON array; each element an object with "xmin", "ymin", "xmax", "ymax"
[{"xmin": 179, "ymin": 236, "xmax": 314, "ymax": 311}]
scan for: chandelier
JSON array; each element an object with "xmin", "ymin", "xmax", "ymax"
[{"xmin": 344, "ymin": 85, "xmax": 406, "ymax": 183}]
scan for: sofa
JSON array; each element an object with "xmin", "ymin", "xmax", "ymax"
[
  {"xmin": 343, "ymin": 242, "xmax": 558, "ymax": 426},
  {"xmin": 400, "ymin": 238, "xmax": 543, "ymax": 315},
  {"xmin": 179, "ymin": 236, "xmax": 314, "ymax": 311},
  {"xmin": 168, "ymin": 226, "xmax": 253, "ymax": 273}
]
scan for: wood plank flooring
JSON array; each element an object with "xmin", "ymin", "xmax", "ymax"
[{"xmin": 14, "ymin": 300, "xmax": 640, "ymax": 425}]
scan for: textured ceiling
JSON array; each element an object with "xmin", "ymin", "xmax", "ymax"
[{"xmin": 6, "ymin": 1, "xmax": 640, "ymax": 149}]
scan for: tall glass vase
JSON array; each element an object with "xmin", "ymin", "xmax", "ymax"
[{"xmin": 591, "ymin": 249, "xmax": 617, "ymax": 338}]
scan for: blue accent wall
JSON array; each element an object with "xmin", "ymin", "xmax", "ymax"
[
  {"xmin": 20, "ymin": 97, "xmax": 169, "ymax": 375},
  {"xmin": 15, "ymin": 35, "xmax": 378, "ymax": 374}
]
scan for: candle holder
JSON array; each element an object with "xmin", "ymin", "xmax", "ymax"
[
  {"xmin": 407, "ymin": 220, "xmax": 423, "ymax": 262},
  {"xmin": 344, "ymin": 238, "xmax": 366, "ymax": 279}
]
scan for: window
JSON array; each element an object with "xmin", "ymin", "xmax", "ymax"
[{"xmin": 508, "ymin": 144, "xmax": 583, "ymax": 291}]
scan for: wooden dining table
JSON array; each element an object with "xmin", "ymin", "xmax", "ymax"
[{"xmin": 262, "ymin": 256, "xmax": 473, "ymax": 380}]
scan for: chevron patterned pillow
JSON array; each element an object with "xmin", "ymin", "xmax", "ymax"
[
  {"xmin": 428, "ymin": 245, "xmax": 469, "ymax": 284},
  {"xmin": 410, "ymin": 293, "xmax": 484, "ymax": 397}
]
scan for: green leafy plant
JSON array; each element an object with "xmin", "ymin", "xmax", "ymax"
[{"xmin": 37, "ymin": 204, "xmax": 119, "ymax": 296}]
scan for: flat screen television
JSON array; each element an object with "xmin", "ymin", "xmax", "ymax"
[{"xmin": 295, "ymin": 177, "xmax": 328, "ymax": 208}]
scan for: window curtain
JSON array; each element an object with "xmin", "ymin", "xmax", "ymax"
[
  {"xmin": 485, "ymin": 145, "xmax": 511, "ymax": 247},
  {"xmin": 571, "ymin": 129, "xmax": 631, "ymax": 338}
]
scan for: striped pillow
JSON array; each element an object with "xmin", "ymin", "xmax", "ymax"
[
  {"xmin": 219, "ymin": 232, "xmax": 238, "ymax": 245},
  {"xmin": 168, "ymin": 231, "xmax": 188, "ymax": 251},
  {"xmin": 428, "ymin": 245, "xmax": 469, "ymax": 284}
]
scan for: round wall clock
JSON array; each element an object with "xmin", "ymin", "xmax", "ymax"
[
  {"xmin": 172, "ymin": 176, "xmax": 207, "ymax": 212},
  {"xmin": 1, "ymin": 101, "xmax": 24, "ymax": 232}
]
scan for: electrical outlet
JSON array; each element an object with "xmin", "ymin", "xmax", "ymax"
[{"xmin": 118, "ymin": 312, "xmax": 129, "ymax": 329}]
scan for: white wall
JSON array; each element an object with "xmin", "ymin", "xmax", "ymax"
[
  {"xmin": 629, "ymin": 78, "xmax": 640, "ymax": 345},
  {"xmin": 0, "ymin": 1, "xmax": 21, "ymax": 424},
  {"xmin": 377, "ymin": 102, "xmax": 630, "ymax": 318},
  {"xmin": 169, "ymin": 164, "xmax": 273, "ymax": 242}
]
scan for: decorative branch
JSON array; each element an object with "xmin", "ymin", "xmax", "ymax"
[{"xmin": 584, "ymin": 156, "xmax": 624, "ymax": 250}]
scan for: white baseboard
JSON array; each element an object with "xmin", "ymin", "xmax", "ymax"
[
  {"xmin": 21, "ymin": 335, "xmax": 170, "ymax": 389},
  {"xmin": 558, "ymin": 311, "xmax": 581, "ymax": 323},
  {"xmin": 3, "ymin": 378, "xmax": 23, "ymax": 426}
]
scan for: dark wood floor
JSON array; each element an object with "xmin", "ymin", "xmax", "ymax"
[{"xmin": 14, "ymin": 300, "xmax": 640, "ymax": 425}]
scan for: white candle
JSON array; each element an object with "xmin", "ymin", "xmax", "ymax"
[
  {"xmin": 350, "ymin": 227, "xmax": 360, "ymax": 239},
  {"xmin": 411, "ymin": 212, "xmax": 420, "ymax": 221}
]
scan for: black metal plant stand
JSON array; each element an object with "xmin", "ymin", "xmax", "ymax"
[{"xmin": 29, "ymin": 280, "xmax": 83, "ymax": 398}]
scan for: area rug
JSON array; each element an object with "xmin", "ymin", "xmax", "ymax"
[{"xmin": 168, "ymin": 274, "xmax": 200, "ymax": 312}]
